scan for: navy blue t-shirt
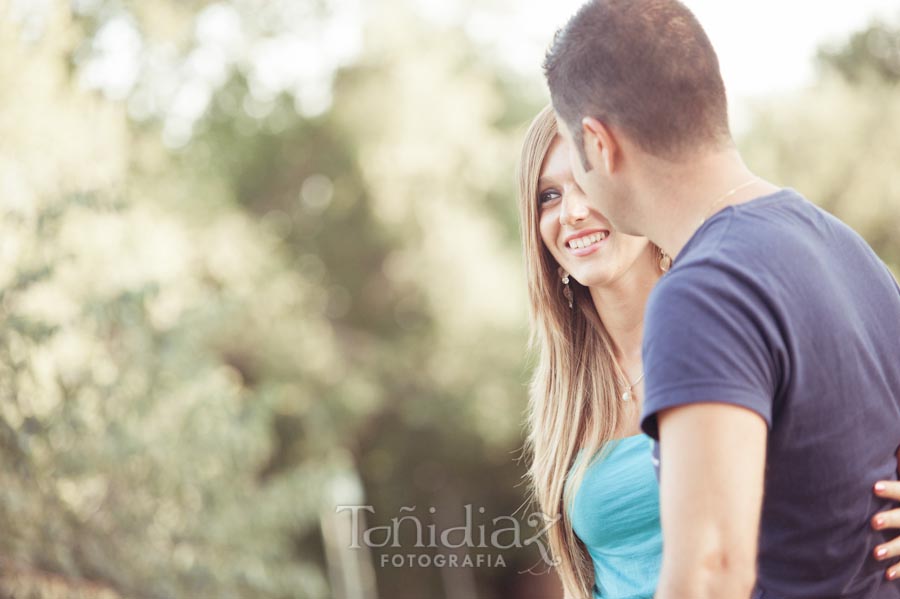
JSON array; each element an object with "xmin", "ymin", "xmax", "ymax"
[{"xmin": 641, "ymin": 189, "xmax": 900, "ymax": 598}]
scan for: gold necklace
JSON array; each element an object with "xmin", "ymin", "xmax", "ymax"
[{"xmin": 699, "ymin": 177, "xmax": 759, "ymax": 225}]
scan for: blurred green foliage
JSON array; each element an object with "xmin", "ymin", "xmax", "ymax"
[
  {"xmin": 744, "ymin": 17, "xmax": 900, "ymax": 270},
  {"xmin": 0, "ymin": 2, "xmax": 897, "ymax": 598},
  {"xmin": 817, "ymin": 20, "xmax": 900, "ymax": 84}
]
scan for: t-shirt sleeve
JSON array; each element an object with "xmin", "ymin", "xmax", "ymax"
[{"xmin": 640, "ymin": 264, "xmax": 782, "ymax": 440}]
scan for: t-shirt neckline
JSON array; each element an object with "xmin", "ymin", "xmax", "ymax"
[{"xmin": 679, "ymin": 187, "xmax": 798, "ymax": 259}]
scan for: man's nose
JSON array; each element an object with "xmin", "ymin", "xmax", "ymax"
[{"xmin": 559, "ymin": 191, "xmax": 589, "ymax": 225}]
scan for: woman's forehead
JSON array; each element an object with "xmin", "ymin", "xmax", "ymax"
[{"xmin": 539, "ymin": 136, "xmax": 572, "ymax": 182}]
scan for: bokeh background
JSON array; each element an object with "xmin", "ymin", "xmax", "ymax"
[{"xmin": 0, "ymin": 0, "xmax": 898, "ymax": 598}]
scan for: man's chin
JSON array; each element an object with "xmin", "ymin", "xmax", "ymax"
[
  {"xmin": 614, "ymin": 224, "xmax": 644, "ymax": 237},
  {"xmin": 604, "ymin": 216, "xmax": 639, "ymax": 237}
]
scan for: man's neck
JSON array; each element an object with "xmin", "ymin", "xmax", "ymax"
[{"xmin": 636, "ymin": 149, "xmax": 778, "ymax": 259}]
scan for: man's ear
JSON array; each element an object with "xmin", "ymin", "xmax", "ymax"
[{"xmin": 582, "ymin": 117, "xmax": 619, "ymax": 175}]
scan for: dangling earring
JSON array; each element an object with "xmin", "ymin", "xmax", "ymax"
[
  {"xmin": 558, "ymin": 266, "xmax": 573, "ymax": 308},
  {"xmin": 656, "ymin": 247, "xmax": 672, "ymax": 273}
]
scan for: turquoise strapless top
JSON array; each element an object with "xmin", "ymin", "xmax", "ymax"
[{"xmin": 567, "ymin": 434, "xmax": 662, "ymax": 599}]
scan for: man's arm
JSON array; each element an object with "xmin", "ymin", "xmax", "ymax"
[{"xmin": 654, "ymin": 402, "xmax": 768, "ymax": 599}]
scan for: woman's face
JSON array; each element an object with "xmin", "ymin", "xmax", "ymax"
[{"xmin": 538, "ymin": 135, "xmax": 652, "ymax": 288}]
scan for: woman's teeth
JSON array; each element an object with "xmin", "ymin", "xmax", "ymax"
[{"xmin": 567, "ymin": 232, "xmax": 607, "ymax": 249}]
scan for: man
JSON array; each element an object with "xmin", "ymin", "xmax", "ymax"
[{"xmin": 543, "ymin": 1, "xmax": 900, "ymax": 597}]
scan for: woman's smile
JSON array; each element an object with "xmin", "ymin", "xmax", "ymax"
[{"xmin": 564, "ymin": 229, "xmax": 610, "ymax": 257}]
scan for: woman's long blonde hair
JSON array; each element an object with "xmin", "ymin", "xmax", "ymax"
[{"xmin": 517, "ymin": 105, "xmax": 657, "ymax": 598}]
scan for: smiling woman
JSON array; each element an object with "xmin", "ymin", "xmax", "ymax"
[
  {"xmin": 518, "ymin": 105, "xmax": 670, "ymax": 599},
  {"xmin": 536, "ymin": 134, "xmax": 661, "ymax": 289}
]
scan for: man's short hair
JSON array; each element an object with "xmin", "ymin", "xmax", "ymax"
[{"xmin": 544, "ymin": 0, "xmax": 731, "ymax": 165}]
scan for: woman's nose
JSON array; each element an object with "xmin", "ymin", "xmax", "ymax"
[{"xmin": 559, "ymin": 191, "xmax": 589, "ymax": 225}]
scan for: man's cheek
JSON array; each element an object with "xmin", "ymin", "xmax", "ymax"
[
  {"xmin": 567, "ymin": 153, "xmax": 585, "ymax": 183},
  {"xmin": 573, "ymin": 166, "xmax": 590, "ymax": 191}
]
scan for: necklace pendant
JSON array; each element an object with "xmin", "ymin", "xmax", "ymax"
[{"xmin": 622, "ymin": 389, "xmax": 632, "ymax": 401}]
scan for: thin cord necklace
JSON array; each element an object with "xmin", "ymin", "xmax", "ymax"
[
  {"xmin": 620, "ymin": 371, "xmax": 645, "ymax": 402},
  {"xmin": 613, "ymin": 359, "xmax": 645, "ymax": 402},
  {"xmin": 699, "ymin": 177, "xmax": 759, "ymax": 225}
]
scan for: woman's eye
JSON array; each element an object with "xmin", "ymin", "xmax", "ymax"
[{"xmin": 539, "ymin": 190, "xmax": 560, "ymax": 205}]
